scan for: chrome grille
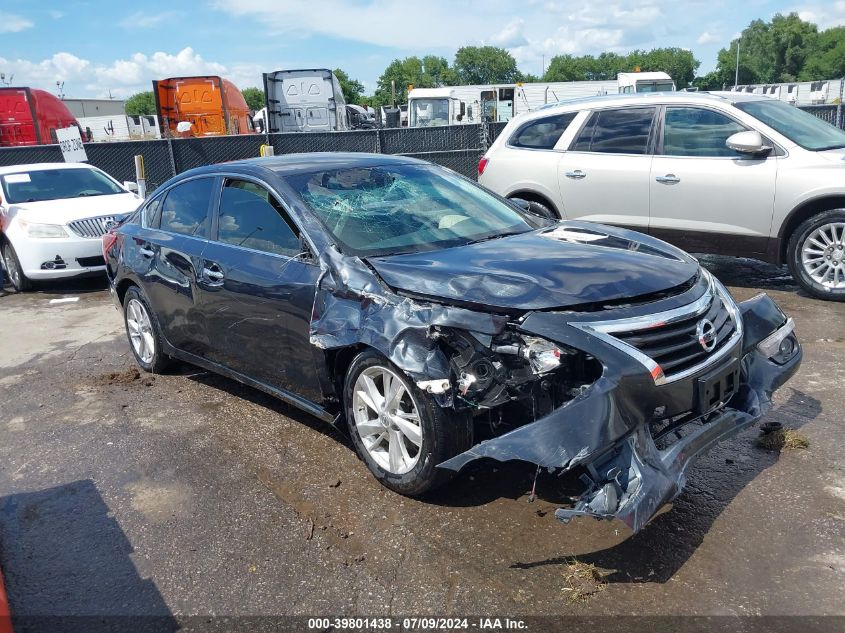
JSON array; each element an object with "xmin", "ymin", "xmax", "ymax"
[
  {"xmin": 571, "ymin": 274, "xmax": 743, "ymax": 385},
  {"xmin": 611, "ymin": 293, "xmax": 736, "ymax": 376},
  {"xmin": 67, "ymin": 216, "xmax": 118, "ymax": 238}
]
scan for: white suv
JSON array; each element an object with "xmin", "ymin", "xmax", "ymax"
[
  {"xmin": 478, "ymin": 92, "xmax": 845, "ymax": 301},
  {"xmin": 0, "ymin": 163, "xmax": 141, "ymax": 291}
]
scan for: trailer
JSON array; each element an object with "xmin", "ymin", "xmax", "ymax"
[
  {"xmin": 730, "ymin": 79, "xmax": 845, "ymax": 105},
  {"xmin": 406, "ymin": 73, "xmax": 676, "ymax": 128},
  {"xmin": 77, "ymin": 114, "xmax": 161, "ymax": 142},
  {"xmin": 262, "ymin": 69, "xmax": 349, "ymax": 133}
]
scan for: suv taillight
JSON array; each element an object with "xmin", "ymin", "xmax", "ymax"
[{"xmin": 478, "ymin": 156, "xmax": 489, "ymax": 176}]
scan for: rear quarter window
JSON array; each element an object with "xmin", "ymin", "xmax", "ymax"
[{"xmin": 509, "ymin": 113, "xmax": 577, "ymax": 150}]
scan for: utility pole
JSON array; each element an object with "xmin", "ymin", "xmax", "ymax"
[{"xmin": 735, "ymin": 39, "xmax": 740, "ymax": 87}]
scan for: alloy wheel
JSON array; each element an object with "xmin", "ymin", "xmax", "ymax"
[
  {"xmin": 3, "ymin": 246, "xmax": 21, "ymax": 289},
  {"xmin": 801, "ymin": 222, "xmax": 845, "ymax": 289},
  {"xmin": 352, "ymin": 366, "xmax": 423, "ymax": 475},
  {"xmin": 126, "ymin": 298, "xmax": 155, "ymax": 364}
]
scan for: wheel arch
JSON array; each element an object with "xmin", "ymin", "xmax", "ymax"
[
  {"xmin": 507, "ymin": 190, "xmax": 561, "ymax": 218},
  {"xmin": 115, "ymin": 277, "xmax": 139, "ymax": 306},
  {"xmin": 779, "ymin": 196, "xmax": 845, "ymax": 263}
]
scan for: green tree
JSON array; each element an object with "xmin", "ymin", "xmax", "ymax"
[
  {"xmin": 711, "ymin": 13, "xmax": 818, "ymax": 85},
  {"xmin": 373, "ymin": 57, "xmax": 431, "ymax": 106},
  {"xmin": 422, "ymin": 55, "xmax": 458, "ymax": 87},
  {"xmin": 124, "ymin": 91, "xmax": 156, "ymax": 116},
  {"xmin": 543, "ymin": 55, "xmax": 591, "ymax": 81},
  {"xmin": 453, "ymin": 46, "xmax": 521, "ymax": 84},
  {"xmin": 240, "ymin": 87, "xmax": 264, "ymax": 112},
  {"xmin": 544, "ymin": 48, "xmax": 699, "ymax": 86},
  {"xmin": 633, "ymin": 48, "xmax": 700, "ymax": 87},
  {"xmin": 801, "ymin": 26, "xmax": 845, "ymax": 80},
  {"xmin": 333, "ymin": 68, "xmax": 365, "ymax": 104}
]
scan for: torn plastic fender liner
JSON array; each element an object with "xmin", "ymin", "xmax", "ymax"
[
  {"xmin": 309, "ymin": 246, "xmax": 508, "ymax": 389},
  {"xmin": 438, "ymin": 293, "xmax": 802, "ymax": 533}
]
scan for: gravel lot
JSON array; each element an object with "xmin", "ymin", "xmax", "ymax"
[{"xmin": 0, "ymin": 256, "xmax": 843, "ymax": 631}]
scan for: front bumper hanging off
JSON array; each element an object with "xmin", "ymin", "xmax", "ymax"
[{"xmin": 437, "ymin": 293, "xmax": 802, "ymax": 533}]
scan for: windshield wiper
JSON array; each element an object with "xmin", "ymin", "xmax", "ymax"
[
  {"xmin": 463, "ymin": 230, "xmax": 526, "ymax": 246},
  {"xmin": 76, "ymin": 192, "xmax": 108, "ymax": 197}
]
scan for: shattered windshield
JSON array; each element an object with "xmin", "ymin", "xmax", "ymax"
[{"xmin": 285, "ymin": 163, "xmax": 534, "ymax": 257}]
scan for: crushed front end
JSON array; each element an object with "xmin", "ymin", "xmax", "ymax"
[
  {"xmin": 437, "ymin": 271, "xmax": 801, "ymax": 532},
  {"xmin": 310, "ymin": 233, "xmax": 800, "ymax": 534}
]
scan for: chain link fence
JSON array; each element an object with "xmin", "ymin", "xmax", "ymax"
[
  {"xmin": 0, "ymin": 107, "xmax": 837, "ymax": 191},
  {"xmin": 0, "ymin": 122, "xmax": 506, "ymax": 191}
]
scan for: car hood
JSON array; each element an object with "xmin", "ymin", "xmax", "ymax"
[
  {"xmin": 10, "ymin": 193, "xmax": 141, "ymax": 224},
  {"xmin": 816, "ymin": 147, "xmax": 845, "ymax": 163},
  {"xmin": 366, "ymin": 221, "xmax": 700, "ymax": 312}
]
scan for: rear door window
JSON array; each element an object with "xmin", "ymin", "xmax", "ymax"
[
  {"xmin": 158, "ymin": 178, "xmax": 214, "ymax": 238},
  {"xmin": 571, "ymin": 107, "xmax": 656, "ymax": 154},
  {"xmin": 510, "ymin": 113, "xmax": 577, "ymax": 149},
  {"xmin": 216, "ymin": 179, "xmax": 301, "ymax": 257}
]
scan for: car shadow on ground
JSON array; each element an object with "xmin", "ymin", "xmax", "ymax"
[
  {"xmin": 8, "ymin": 276, "xmax": 109, "ymax": 296},
  {"xmin": 0, "ymin": 480, "xmax": 178, "ymax": 632},
  {"xmin": 697, "ymin": 254, "xmax": 799, "ymax": 293},
  {"xmin": 176, "ymin": 363, "xmax": 353, "ymax": 449},
  {"xmin": 504, "ymin": 388, "xmax": 822, "ymax": 583},
  {"xmin": 172, "ymin": 359, "xmax": 821, "ymax": 587}
]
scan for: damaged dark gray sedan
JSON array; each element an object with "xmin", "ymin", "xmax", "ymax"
[{"xmin": 104, "ymin": 153, "xmax": 801, "ymax": 533}]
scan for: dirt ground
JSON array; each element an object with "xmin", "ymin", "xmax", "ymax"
[{"xmin": 0, "ymin": 257, "xmax": 843, "ymax": 631}]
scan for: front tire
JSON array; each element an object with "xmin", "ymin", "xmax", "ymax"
[
  {"xmin": 787, "ymin": 209, "xmax": 845, "ymax": 301},
  {"xmin": 344, "ymin": 350, "xmax": 472, "ymax": 496},
  {"xmin": 123, "ymin": 286, "xmax": 170, "ymax": 373},
  {"xmin": 2, "ymin": 241, "xmax": 32, "ymax": 292}
]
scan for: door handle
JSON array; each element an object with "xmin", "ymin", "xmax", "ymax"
[
  {"xmin": 203, "ymin": 267, "xmax": 224, "ymax": 282},
  {"xmin": 656, "ymin": 174, "xmax": 680, "ymax": 184},
  {"xmin": 202, "ymin": 263, "xmax": 225, "ymax": 284},
  {"xmin": 565, "ymin": 170, "xmax": 586, "ymax": 180}
]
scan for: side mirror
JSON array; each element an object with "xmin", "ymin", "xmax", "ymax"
[
  {"xmin": 726, "ymin": 130, "xmax": 772, "ymax": 156},
  {"xmin": 123, "ymin": 181, "xmax": 139, "ymax": 193}
]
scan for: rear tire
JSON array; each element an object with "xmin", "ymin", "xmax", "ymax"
[
  {"xmin": 2, "ymin": 241, "xmax": 32, "ymax": 292},
  {"xmin": 123, "ymin": 286, "xmax": 170, "ymax": 373},
  {"xmin": 787, "ymin": 209, "xmax": 845, "ymax": 302},
  {"xmin": 344, "ymin": 349, "xmax": 472, "ymax": 496}
]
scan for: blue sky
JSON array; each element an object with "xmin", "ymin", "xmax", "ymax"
[{"xmin": 0, "ymin": 0, "xmax": 842, "ymax": 99}]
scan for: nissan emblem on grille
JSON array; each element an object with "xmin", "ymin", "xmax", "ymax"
[{"xmin": 696, "ymin": 318, "xmax": 718, "ymax": 352}]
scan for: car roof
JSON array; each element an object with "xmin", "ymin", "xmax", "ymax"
[
  {"xmin": 536, "ymin": 90, "xmax": 773, "ymax": 113},
  {"xmin": 0, "ymin": 162, "xmax": 94, "ymax": 176},
  {"xmin": 177, "ymin": 152, "xmax": 430, "ymax": 179}
]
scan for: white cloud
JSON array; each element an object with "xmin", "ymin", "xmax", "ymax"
[
  {"xmin": 0, "ymin": 11, "xmax": 34, "ymax": 33},
  {"xmin": 697, "ymin": 31, "xmax": 720, "ymax": 45},
  {"xmin": 49, "ymin": 10, "xmax": 65, "ymax": 19},
  {"xmin": 792, "ymin": 1, "xmax": 845, "ymax": 30},
  {"xmin": 210, "ymin": 0, "xmax": 676, "ymax": 77},
  {"xmin": 119, "ymin": 11, "xmax": 180, "ymax": 29},
  {"xmin": 490, "ymin": 19, "xmax": 528, "ymax": 48},
  {"xmin": 0, "ymin": 48, "xmax": 263, "ymax": 99}
]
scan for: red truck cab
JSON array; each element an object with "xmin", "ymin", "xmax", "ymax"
[{"xmin": 0, "ymin": 87, "xmax": 88, "ymax": 147}]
